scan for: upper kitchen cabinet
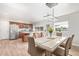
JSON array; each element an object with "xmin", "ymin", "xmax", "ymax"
[
  {"xmin": 10, "ymin": 21, "xmax": 33, "ymax": 29},
  {"xmin": 54, "ymin": 3, "xmax": 79, "ymax": 17}
]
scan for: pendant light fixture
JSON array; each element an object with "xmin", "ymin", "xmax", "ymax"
[
  {"xmin": 44, "ymin": 3, "xmax": 58, "ymax": 22},
  {"xmin": 46, "ymin": 3, "xmax": 58, "ymax": 8}
]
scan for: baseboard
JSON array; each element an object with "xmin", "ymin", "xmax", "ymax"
[
  {"xmin": 72, "ymin": 43, "xmax": 79, "ymax": 47},
  {"xmin": 0, "ymin": 39, "xmax": 9, "ymax": 40}
]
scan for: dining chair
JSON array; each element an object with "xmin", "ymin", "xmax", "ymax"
[
  {"xmin": 53, "ymin": 37, "xmax": 72, "ymax": 56},
  {"xmin": 56, "ymin": 32, "xmax": 62, "ymax": 36},
  {"xmin": 69, "ymin": 34, "xmax": 74, "ymax": 49},
  {"xmin": 60, "ymin": 34, "xmax": 74, "ymax": 49},
  {"xmin": 27, "ymin": 37, "xmax": 45, "ymax": 56},
  {"xmin": 33, "ymin": 33, "xmax": 36, "ymax": 38}
]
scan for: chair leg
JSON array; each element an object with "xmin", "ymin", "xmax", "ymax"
[
  {"xmin": 45, "ymin": 50, "xmax": 52, "ymax": 56},
  {"xmin": 69, "ymin": 46, "xmax": 71, "ymax": 49}
]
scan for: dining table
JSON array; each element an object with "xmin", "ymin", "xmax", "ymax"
[{"xmin": 35, "ymin": 36, "xmax": 67, "ymax": 56}]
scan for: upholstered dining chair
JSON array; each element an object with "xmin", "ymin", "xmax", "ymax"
[
  {"xmin": 33, "ymin": 33, "xmax": 36, "ymax": 38},
  {"xmin": 56, "ymin": 32, "xmax": 62, "ymax": 36},
  {"xmin": 69, "ymin": 34, "xmax": 74, "ymax": 49},
  {"xmin": 27, "ymin": 37, "xmax": 45, "ymax": 56},
  {"xmin": 60, "ymin": 34, "xmax": 74, "ymax": 49},
  {"xmin": 53, "ymin": 37, "xmax": 72, "ymax": 56}
]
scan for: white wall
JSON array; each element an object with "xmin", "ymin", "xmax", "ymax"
[
  {"xmin": 0, "ymin": 20, "xmax": 9, "ymax": 39},
  {"xmin": 54, "ymin": 3, "xmax": 79, "ymax": 17},
  {"xmin": 69, "ymin": 12, "xmax": 79, "ymax": 46},
  {"xmin": 55, "ymin": 12, "xmax": 79, "ymax": 46}
]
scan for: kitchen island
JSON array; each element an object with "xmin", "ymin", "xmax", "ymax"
[{"xmin": 20, "ymin": 32, "xmax": 30, "ymax": 42}]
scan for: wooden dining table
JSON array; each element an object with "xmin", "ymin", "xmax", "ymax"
[{"xmin": 35, "ymin": 36, "xmax": 67, "ymax": 56}]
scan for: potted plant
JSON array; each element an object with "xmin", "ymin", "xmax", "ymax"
[{"xmin": 48, "ymin": 26, "xmax": 53, "ymax": 37}]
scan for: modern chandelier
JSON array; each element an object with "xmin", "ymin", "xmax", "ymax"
[{"xmin": 44, "ymin": 3, "xmax": 58, "ymax": 22}]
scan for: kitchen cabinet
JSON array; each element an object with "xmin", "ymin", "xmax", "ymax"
[{"xmin": 9, "ymin": 21, "xmax": 33, "ymax": 39}]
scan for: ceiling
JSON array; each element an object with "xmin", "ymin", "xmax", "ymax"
[
  {"xmin": 0, "ymin": 3, "xmax": 51, "ymax": 23},
  {"xmin": 0, "ymin": 3, "xmax": 79, "ymax": 24}
]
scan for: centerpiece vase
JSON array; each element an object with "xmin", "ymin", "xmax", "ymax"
[{"xmin": 49, "ymin": 32, "xmax": 52, "ymax": 38}]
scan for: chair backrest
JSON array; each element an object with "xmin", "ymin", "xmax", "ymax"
[
  {"xmin": 69, "ymin": 34, "xmax": 74, "ymax": 49},
  {"xmin": 27, "ymin": 37, "xmax": 37, "ymax": 56},
  {"xmin": 33, "ymin": 33, "xmax": 36, "ymax": 38},
  {"xmin": 65, "ymin": 37, "xmax": 72, "ymax": 56},
  {"xmin": 54, "ymin": 35, "xmax": 74, "ymax": 56},
  {"xmin": 56, "ymin": 32, "xmax": 62, "ymax": 36}
]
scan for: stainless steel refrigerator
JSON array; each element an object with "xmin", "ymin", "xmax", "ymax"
[{"xmin": 9, "ymin": 24, "xmax": 19, "ymax": 40}]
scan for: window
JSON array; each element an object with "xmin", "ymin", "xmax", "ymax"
[
  {"xmin": 35, "ymin": 27, "xmax": 43, "ymax": 31},
  {"xmin": 54, "ymin": 21, "xmax": 69, "ymax": 31}
]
